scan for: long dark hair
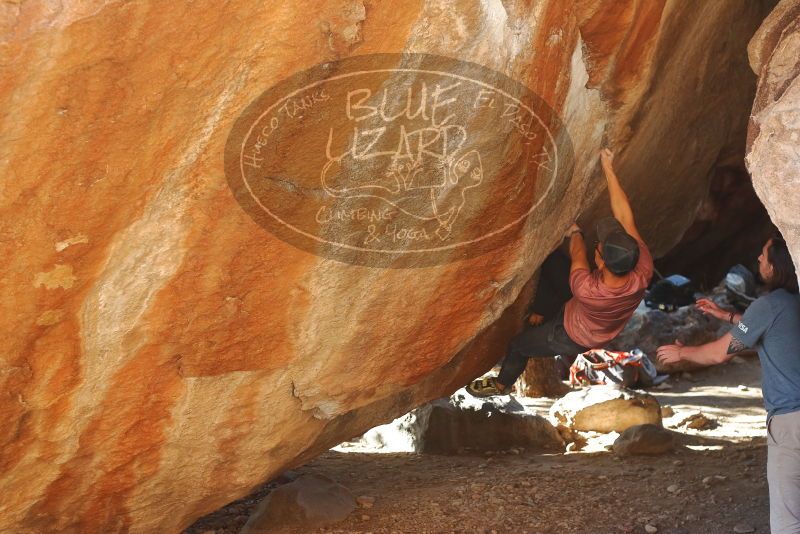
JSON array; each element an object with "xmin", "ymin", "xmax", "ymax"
[{"xmin": 767, "ymin": 237, "xmax": 799, "ymax": 294}]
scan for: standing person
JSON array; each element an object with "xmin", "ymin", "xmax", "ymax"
[
  {"xmin": 468, "ymin": 148, "xmax": 654, "ymax": 397},
  {"xmin": 657, "ymin": 236, "xmax": 800, "ymax": 533}
]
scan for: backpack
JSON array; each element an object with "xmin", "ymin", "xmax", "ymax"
[
  {"xmin": 725, "ymin": 264, "xmax": 757, "ymax": 309},
  {"xmin": 644, "ymin": 274, "xmax": 695, "ymax": 312},
  {"xmin": 569, "ymin": 349, "xmax": 658, "ymax": 388}
]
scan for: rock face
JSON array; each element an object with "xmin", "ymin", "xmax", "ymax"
[
  {"xmin": 550, "ymin": 387, "xmax": 662, "ymax": 434},
  {"xmin": 746, "ymin": 0, "xmax": 800, "ymax": 282},
  {"xmin": 0, "ymin": 1, "xmax": 774, "ymax": 532},
  {"xmin": 655, "ymin": 165, "xmax": 774, "ymax": 289},
  {"xmin": 608, "ymin": 278, "xmax": 762, "ymax": 372},
  {"xmin": 608, "ymin": 304, "xmax": 723, "ymax": 372},
  {"xmin": 608, "ymin": 289, "xmax": 745, "ymax": 373}
]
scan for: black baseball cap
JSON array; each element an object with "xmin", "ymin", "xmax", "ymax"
[{"xmin": 596, "ymin": 217, "xmax": 640, "ymax": 275}]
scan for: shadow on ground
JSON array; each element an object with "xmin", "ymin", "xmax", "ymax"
[{"xmin": 186, "ymin": 354, "xmax": 769, "ymax": 534}]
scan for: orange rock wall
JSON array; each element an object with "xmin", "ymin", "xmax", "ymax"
[{"xmin": 0, "ymin": 1, "xmax": 773, "ymax": 531}]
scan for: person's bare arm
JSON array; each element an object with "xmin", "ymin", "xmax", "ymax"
[
  {"xmin": 656, "ymin": 332, "xmax": 747, "ymax": 367},
  {"xmin": 566, "ymin": 223, "xmax": 590, "ymax": 273},
  {"xmin": 600, "ymin": 148, "xmax": 643, "ymax": 242},
  {"xmin": 695, "ymin": 298, "xmax": 742, "ymax": 324}
]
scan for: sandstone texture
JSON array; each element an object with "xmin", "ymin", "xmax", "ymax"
[
  {"xmin": 746, "ymin": 0, "xmax": 800, "ymax": 284},
  {"xmin": 0, "ymin": 1, "xmax": 774, "ymax": 532}
]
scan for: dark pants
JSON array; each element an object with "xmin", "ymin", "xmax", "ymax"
[{"xmin": 497, "ymin": 251, "xmax": 588, "ymax": 387}]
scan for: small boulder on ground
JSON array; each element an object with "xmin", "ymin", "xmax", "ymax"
[
  {"xmin": 613, "ymin": 424, "xmax": 675, "ymax": 456},
  {"xmin": 356, "ymin": 495, "xmax": 375, "ymax": 508},
  {"xmin": 349, "ymin": 389, "xmax": 564, "ymax": 454},
  {"xmin": 678, "ymin": 412, "xmax": 718, "ymax": 430},
  {"xmin": 550, "ymin": 386, "xmax": 661, "ymax": 434},
  {"xmin": 418, "ymin": 390, "xmax": 565, "ymax": 454},
  {"xmin": 240, "ymin": 474, "xmax": 356, "ymax": 533}
]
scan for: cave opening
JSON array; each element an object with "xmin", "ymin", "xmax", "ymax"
[{"xmin": 656, "ymin": 162, "xmax": 776, "ymax": 290}]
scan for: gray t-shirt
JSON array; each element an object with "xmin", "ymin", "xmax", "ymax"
[{"xmin": 731, "ymin": 289, "xmax": 800, "ymax": 417}]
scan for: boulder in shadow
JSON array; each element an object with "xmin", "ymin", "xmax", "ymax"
[
  {"xmin": 417, "ymin": 390, "xmax": 565, "ymax": 454},
  {"xmin": 613, "ymin": 424, "xmax": 675, "ymax": 456},
  {"xmin": 240, "ymin": 474, "xmax": 355, "ymax": 533}
]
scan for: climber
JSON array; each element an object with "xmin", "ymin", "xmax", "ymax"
[
  {"xmin": 467, "ymin": 148, "xmax": 654, "ymax": 398},
  {"xmin": 657, "ymin": 236, "xmax": 800, "ymax": 534}
]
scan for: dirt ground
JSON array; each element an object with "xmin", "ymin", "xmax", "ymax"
[{"xmin": 186, "ymin": 354, "xmax": 770, "ymax": 534}]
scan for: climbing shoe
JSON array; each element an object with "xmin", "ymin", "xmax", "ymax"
[{"xmin": 466, "ymin": 376, "xmax": 508, "ymax": 398}]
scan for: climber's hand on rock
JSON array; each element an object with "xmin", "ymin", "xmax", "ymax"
[
  {"xmin": 600, "ymin": 148, "xmax": 614, "ymax": 169},
  {"xmin": 564, "ymin": 223, "xmax": 582, "ymax": 239},
  {"xmin": 695, "ymin": 298, "xmax": 725, "ymax": 320}
]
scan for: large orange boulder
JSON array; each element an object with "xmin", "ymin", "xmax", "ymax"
[{"xmin": 0, "ymin": 1, "xmax": 772, "ymax": 531}]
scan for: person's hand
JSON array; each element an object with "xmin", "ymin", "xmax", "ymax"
[
  {"xmin": 564, "ymin": 223, "xmax": 582, "ymax": 239},
  {"xmin": 657, "ymin": 340, "xmax": 684, "ymax": 365},
  {"xmin": 600, "ymin": 148, "xmax": 614, "ymax": 170},
  {"xmin": 528, "ymin": 313, "xmax": 545, "ymax": 326},
  {"xmin": 695, "ymin": 298, "xmax": 727, "ymax": 321}
]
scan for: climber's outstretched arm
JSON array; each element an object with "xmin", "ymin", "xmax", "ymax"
[{"xmin": 600, "ymin": 148, "xmax": 643, "ymax": 242}]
